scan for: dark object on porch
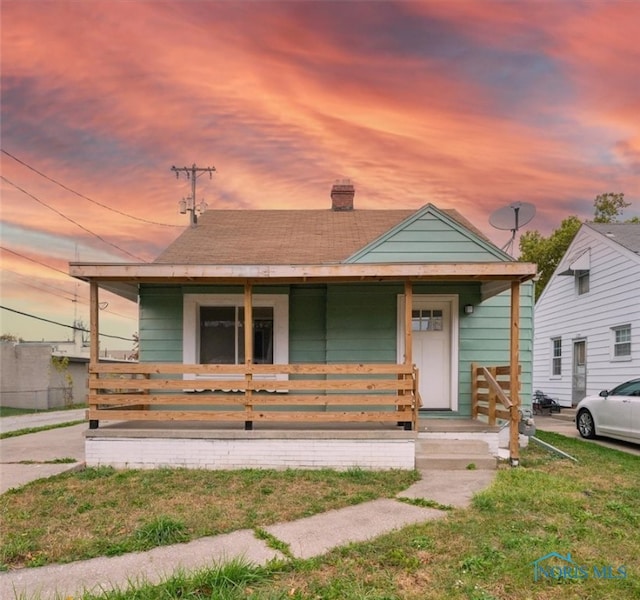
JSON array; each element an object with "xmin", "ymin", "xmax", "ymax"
[{"xmin": 532, "ymin": 390, "xmax": 561, "ymax": 415}]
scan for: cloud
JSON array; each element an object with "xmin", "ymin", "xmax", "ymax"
[{"xmin": 1, "ymin": 0, "xmax": 638, "ymax": 341}]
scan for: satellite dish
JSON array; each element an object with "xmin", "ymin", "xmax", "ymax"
[{"xmin": 489, "ymin": 202, "xmax": 536, "ymax": 254}]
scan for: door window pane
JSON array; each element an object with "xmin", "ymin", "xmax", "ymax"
[
  {"xmin": 412, "ymin": 309, "xmax": 443, "ymax": 331},
  {"xmin": 575, "ymin": 341, "xmax": 586, "ymax": 365},
  {"xmin": 412, "ymin": 310, "xmax": 421, "ymax": 331}
]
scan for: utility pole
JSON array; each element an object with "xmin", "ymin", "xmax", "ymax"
[{"xmin": 171, "ymin": 163, "xmax": 216, "ymax": 227}]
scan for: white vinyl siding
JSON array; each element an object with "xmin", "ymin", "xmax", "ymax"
[{"xmin": 533, "ymin": 225, "xmax": 640, "ymax": 406}]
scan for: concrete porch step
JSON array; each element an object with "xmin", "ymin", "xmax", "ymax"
[{"xmin": 416, "ymin": 439, "xmax": 497, "ymax": 470}]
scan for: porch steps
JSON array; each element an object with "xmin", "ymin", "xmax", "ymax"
[{"xmin": 415, "ymin": 439, "xmax": 497, "ymax": 470}]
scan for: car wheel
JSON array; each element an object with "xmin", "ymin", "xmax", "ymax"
[{"xmin": 577, "ymin": 409, "xmax": 596, "ymax": 439}]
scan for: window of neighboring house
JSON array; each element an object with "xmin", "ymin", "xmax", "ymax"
[
  {"xmin": 576, "ymin": 271, "xmax": 589, "ymax": 295},
  {"xmin": 183, "ymin": 294, "xmax": 289, "ymax": 378},
  {"xmin": 551, "ymin": 337, "xmax": 562, "ymax": 376},
  {"xmin": 612, "ymin": 325, "xmax": 631, "ymax": 360}
]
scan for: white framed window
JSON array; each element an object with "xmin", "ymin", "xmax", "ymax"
[
  {"xmin": 183, "ymin": 294, "xmax": 289, "ymax": 379},
  {"xmin": 551, "ymin": 337, "xmax": 562, "ymax": 376},
  {"xmin": 612, "ymin": 324, "xmax": 631, "ymax": 360},
  {"xmin": 576, "ymin": 271, "xmax": 589, "ymax": 295}
]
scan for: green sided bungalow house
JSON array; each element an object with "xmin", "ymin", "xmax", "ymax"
[{"xmin": 70, "ymin": 183, "xmax": 536, "ymax": 470}]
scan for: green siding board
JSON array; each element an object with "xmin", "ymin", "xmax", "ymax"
[
  {"xmin": 388, "ymin": 230, "xmax": 481, "ymax": 243},
  {"xmin": 325, "ymin": 285, "xmax": 397, "ymax": 363},
  {"xmin": 354, "ymin": 251, "xmax": 499, "ymax": 263},
  {"xmin": 139, "ymin": 347, "xmax": 182, "ymax": 362},
  {"xmin": 139, "ymin": 302, "xmax": 182, "ymax": 317},
  {"xmin": 350, "ymin": 212, "xmax": 503, "ymax": 264},
  {"xmin": 289, "ymin": 286, "xmax": 326, "ymax": 363},
  {"xmin": 458, "ymin": 283, "xmax": 534, "ymax": 410},
  {"xmin": 140, "ymin": 329, "xmax": 182, "ymax": 342},
  {"xmin": 177, "ymin": 285, "xmax": 289, "ymax": 296},
  {"xmin": 139, "ymin": 286, "xmax": 184, "ymax": 363},
  {"xmin": 365, "ymin": 240, "xmax": 482, "ymax": 252}
]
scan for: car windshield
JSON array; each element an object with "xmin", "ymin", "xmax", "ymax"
[{"xmin": 608, "ymin": 380, "xmax": 640, "ymax": 396}]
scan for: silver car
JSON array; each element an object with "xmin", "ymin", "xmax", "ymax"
[{"xmin": 576, "ymin": 378, "xmax": 640, "ymax": 444}]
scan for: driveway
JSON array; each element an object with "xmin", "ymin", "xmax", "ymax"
[{"xmin": 534, "ymin": 414, "xmax": 640, "ymax": 457}]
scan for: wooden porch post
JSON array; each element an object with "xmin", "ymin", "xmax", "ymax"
[
  {"xmin": 244, "ymin": 281, "xmax": 253, "ymax": 430},
  {"xmin": 403, "ymin": 280, "xmax": 415, "ymax": 430},
  {"xmin": 89, "ymin": 281, "xmax": 100, "ymax": 429},
  {"xmin": 509, "ymin": 280, "xmax": 521, "ymax": 466},
  {"xmin": 404, "ymin": 280, "xmax": 412, "ymax": 365}
]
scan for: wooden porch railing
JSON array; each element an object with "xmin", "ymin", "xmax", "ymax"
[
  {"xmin": 87, "ymin": 363, "xmax": 420, "ymax": 431},
  {"xmin": 471, "ymin": 363, "xmax": 522, "ymax": 461}
]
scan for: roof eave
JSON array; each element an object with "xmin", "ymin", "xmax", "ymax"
[{"xmin": 70, "ymin": 261, "xmax": 536, "ymax": 288}]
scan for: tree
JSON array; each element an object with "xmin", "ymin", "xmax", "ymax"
[
  {"xmin": 128, "ymin": 332, "xmax": 139, "ymax": 361},
  {"xmin": 519, "ymin": 192, "xmax": 631, "ymax": 300},
  {"xmin": 520, "ymin": 216, "xmax": 581, "ymax": 300},
  {"xmin": 593, "ymin": 192, "xmax": 630, "ymax": 223},
  {"xmin": 0, "ymin": 333, "xmax": 23, "ymax": 342}
]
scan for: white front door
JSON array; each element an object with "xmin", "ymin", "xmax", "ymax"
[{"xmin": 399, "ymin": 295, "xmax": 458, "ymax": 411}]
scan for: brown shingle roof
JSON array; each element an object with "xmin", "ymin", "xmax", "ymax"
[{"xmin": 154, "ymin": 207, "xmax": 489, "ymax": 265}]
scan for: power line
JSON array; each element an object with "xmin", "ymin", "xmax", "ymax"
[
  {"xmin": 3, "ymin": 270, "xmax": 77, "ymax": 301},
  {"xmin": 0, "ymin": 245, "xmax": 70, "ymax": 277},
  {"xmin": 1, "ymin": 305, "xmax": 135, "ymax": 341},
  {"xmin": 4, "ymin": 274, "xmax": 136, "ymax": 320},
  {"xmin": 1, "ymin": 175, "xmax": 145, "ymax": 261},
  {"xmin": 2, "ymin": 247, "xmax": 137, "ymax": 321},
  {"xmin": 1, "ymin": 149, "xmax": 182, "ymax": 228}
]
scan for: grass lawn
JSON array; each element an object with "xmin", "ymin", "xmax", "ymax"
[
  {"xmin": 0, "ymin": 467, "xmax": 418, "ymax": 569},
  {"xmin": 0, "ymin": 420, "xmax": 86, "ymax": 440},
  {"xmin": 0, "ymin": 404, "xmax": 86, "ymax": 418},
  {"xmin": 2, "ymin": 431, "xmax": 638, "ymax": 599},
  {"xmin": 0, "ymin": 407, "xmax": 36, "ymax": 418}
]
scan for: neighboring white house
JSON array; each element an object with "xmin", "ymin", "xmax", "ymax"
[{"xmin": 533, "ymin": 222, "xmax": 640, "ymax": 407}]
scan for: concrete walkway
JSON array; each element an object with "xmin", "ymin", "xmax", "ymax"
[
  {"xmin": 0, "ymin": 408, "xmax": 86, "ymax": 434},
  {"xmin": 0, "ymin": 410, "xmax": 86, "ymax": 494},
  {"xmin": 0, "ymin": 410, "xmax": 497, "ymax": 600}
]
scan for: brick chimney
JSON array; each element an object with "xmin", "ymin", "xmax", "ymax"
[{"xmin": 331, "ymin": 180, "xmax": 355, "ymax": 211}]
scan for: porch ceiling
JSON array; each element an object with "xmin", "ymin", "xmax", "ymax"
[{"xmin": 70, "ymin": 261, "xmax": 536, "ymax": 302}]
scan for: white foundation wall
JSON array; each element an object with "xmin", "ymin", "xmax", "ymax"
[{"xmin": 85, "ymin": 437, "xmax": 415, "ymax": 470}]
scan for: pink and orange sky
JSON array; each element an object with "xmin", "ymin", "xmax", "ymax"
[{"xmin": 1, "ymin": 0, "xmax": 639, "ymax": 349}]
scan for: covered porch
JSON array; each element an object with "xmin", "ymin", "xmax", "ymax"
[{"xmin": 71, "ymin": 261, "xmax": 536, "ymax": 467}]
